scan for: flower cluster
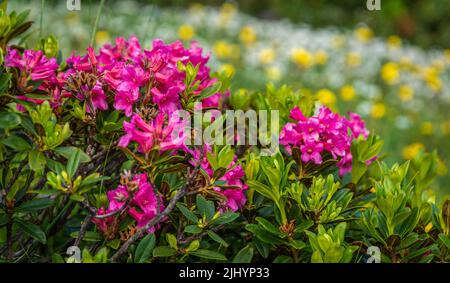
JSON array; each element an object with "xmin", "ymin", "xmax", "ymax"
[
  {"xmin": 62, "ymin": 36, "xmax": 222, "ymax": 116},
  {"xmin": 92, "ymin": 173, "xmax": 164, "ymax": 236},
  {"xmin": 192, "ymin": 145, "xmax": 248, "ymax": 212},
  {"xmin": 118, "ymin": 112, "xmax": 188, "ymax": 154},
  {"xmin": 280, "ymin": 106, "xmax": 369, "ymax": 175},
  {"xmin": 5, "ymin": 49, "xmax": 60, "ymax": 106}
]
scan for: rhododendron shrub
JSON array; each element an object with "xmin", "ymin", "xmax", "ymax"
[{"xmin": 0, "ymin": 5, "xmax": 448, "ymax": 263}]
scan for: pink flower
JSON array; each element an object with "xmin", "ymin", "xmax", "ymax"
[
  {"xmin": 151, "ymin": 86, "xmax": 181, "ymax": 114},
  {"xmin": 5, "ymin": 49, "xmax": 59, "ymax": 81},
  {"xmin": 118, "ymin": 113, "xmax": 187, "ymax": 153},
  {"xmin": 300, "ymin": 141, "xmax": 324, "ymax": 164},
  {"xmin": 346, "ymin": 112, "xmax": 369, "ymax": 139},
  {"xmin": 280, "ymin": 106, "xmax": 369, "ymax": 176},
  {"xmin": 92, "ymin": 173, "xmax": 164, "ymax": 235}
]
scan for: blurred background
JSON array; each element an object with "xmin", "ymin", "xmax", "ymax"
[{"xmin": 9, "ymin": 0, "xmax": 450, "ymax": 198}]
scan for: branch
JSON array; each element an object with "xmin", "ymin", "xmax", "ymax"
[
  {"xmin": 74, "ymin": 214, "xmax": 92, "ymax": 247},
  {"xmin": 110, "ymin": 147, "xmax": 204, "ymax": 262}
]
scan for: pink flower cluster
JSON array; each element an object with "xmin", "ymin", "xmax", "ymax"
[
  {"xmin": 92, "ymin": 173, "xmax": 164, "ymax": 234},
  {"xmin": 192, "ymin": 145, "xmax": 248, "ymax": 212},
  {"xmin": 118, "ymin": 112, "xmax": 188, "ymax": 154},
  {"xmin": 62, "ymin": 36, "xmax": 222, "ymax": 115},
  {"xmin": 5, "ymin": 36, "xmax": 225, "ymax": 116},
  {"xmin": 280, "ymin": 106, "xmax": 369, "ymax": 175},
  {"xmin": 5, "ymin": 49, "xmax": 60, "ymax": 106}
]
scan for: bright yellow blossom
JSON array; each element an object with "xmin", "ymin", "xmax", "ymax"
[
  {"xmin": 213, "ymin": 41, "xmax": 239, "ymax": 60},
  {"xmin": 291, "ymin": 48, "xmax": 313, "ymax": 68},
  {"xmin": 265, "ymin": 66, "xmax": 282, "ymax": 81},
  {"xmin": 340, "ymin": 85, "xmax": 356, "ymax": 101},
  {"xmin": 381, "ymin": 62, "xmax": 400, "ymax": 85},
  {"xmin": 398, "ymin": 85, "xmax": 414, "ymax": 102},
  {"xmin": 355, "ymin": 26, "xmax": 373, "ymax": 43},
  {"xmin": 239, "ymin": 26, "xmax": 257, "ymax": 46},
  {"xmin": 371, "ymin": 103, "xmax": 386, "ymax": 119},
  {"xmin": 314, "ymin": 50, "xmax": 328, "ymax": 65},
  {"xmin": 387, "ymin": 35, "xmax": 402, "ymax": 49},
  {"xmin": 420, "ymin": 122, "xmax": 434, "ymax": 135},
  {"xmin": 316, "ymin": 89, "xmax": 337, "ymax": 106},
  {"xmin": 402, "ymin": 143, "xmax": 424, "ymax": 160},
  {"xmin": 95, "ymin": 30, "xmax": 111, "ymax": 46},
  {"xmin": 423, "ymin": 67, "xmax": 442, "ymax": 92},
  {"xmin": 178, "ymin": 25, "xmax": 195, "ymax": 41},
  {"xmin": 346, "ymin": 52, "xmax": 361, "ymax": 67},
  {"xmin": 219, "ymin": 63, "xmax": 235, "ymax": 77},
  {"xmin": 259, "ymin": 48, "xmax": 275, "ymax": 65}
]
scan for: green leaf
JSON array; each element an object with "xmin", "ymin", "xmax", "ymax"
[
  {"xmin": 176, "ymin": 203, "xmax": 198, "ymax": 223},
  {"xmin": 196, "ymin": 194, "xmax": 215, "ymax": 221},
  {"xmin": 189, "ymin": 249, "xmax": 227, "ymax": 261},
  {"xmin": 1, "ymin": 134, "xmax": 31, "ymax": 151},
  {"xmin": 134, "ymin": 234, "xmax": 156, "ymax": 263},
  {"xmin": 232, "ymin": 245, "xmax": 254, "ymax": 263},
  {"xmin": 212, "ymin": 212, "xmax": 239, "ymax": 225},
  {"xmin": 14, "ymin": 218, "xmax": 46, "ymax": 244},
  {"xmin": 184, "ymin": 225, "xmax": 202, "ymax": 234},
  {"xmin": 15, "ymin": 198, "xmax": 54, "ymax": 213},
  {"xmin": 198, "ymin": 82, "xmax": 222, "ymax": 100},
  {"xmin": 152, "ymin": 246, "xmax": 177, "ymax": 257},
  {"xmin": 54, "ymin": 147, "xmax": 91, "ymax": 163},
  {"xmin": 0, "ymin": 112, "xmax": 20, "ymax": 129},
  {"xmin": 438, "ymin": 233, "xmax": 450, "ymax": 250},
  {"xmin": 166, "ymin": 233, "xmax": 178, "ymax": 250},
  {"xmin": 207, "ymin": 230, "xmax": 229, "ymax": 247},
  {"xmin": 28, "ymin": 150, "xmax": 46, "ymax": 172},
  {"xmin": 255, "ymin": 217, "xmax": 284, "ymax": 237},
  {"xmin": 67, "ymin": 148, "xmax": 81, "ymax": 179}
]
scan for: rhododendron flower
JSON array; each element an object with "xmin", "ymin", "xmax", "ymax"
[
  {"xmin": 190, "ymin": 145, "xmax": 248, "ymax": 212},
  {"xmin": 5, "ymin": 49, "xmax": 59, "ymax": 82},
  {"xmin": 280, "ymin": 106, "xmax": 369, "ymax": 175},
  {"xmin": 93, "ymin": 173, "xmax": 164, "ymax": 235},
  {"xmin": 118, "ymin": 113, "xmax": 188, "ymax": 153}
]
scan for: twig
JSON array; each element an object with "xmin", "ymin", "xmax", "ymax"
[
  {"xmin": 110, "ymin": 147, "xmax": 204, "ymax": 262},
  {"xmin": 74, "ymin": 214, "xmax": 92, "ymax": 247}
]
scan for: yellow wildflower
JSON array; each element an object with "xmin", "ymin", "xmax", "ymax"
[
  {"xmin": 340, "ymin": 85, "xmax": 356, "ymax": 101},
  {"xmin": 332, "ymin": 36, "xmax": 345, "ymax": 49},
  {"xmin": 239, "ymin": 26, "xmax": 257, "ymax": 46},
  {"xmin": 219, "ymin": 63, "xmax": 235, "ymax": 77},
  {"xmin": 420, "ymin": 122, "xmax": 434, "ymax": 135},
  {"xmin": 441, "ymin": 121, "xmax": 450, "ymax": 135},
  {"xmin": 398, "ymin": 85, "xmax": 414, "ymax": 102},
  {"xmin": 178, "ymin": 25, "xmax": 195, "ymax": 41},
  {"xmin": 381, "ymin": 62, "xmax": 400, "ymax": 85},
  {"xmin": 355, "ymin": 26, "xmax": 373, "ymax": 43},
  {"xmin": 346, "ymin": 52, "xmax": 361, "ymax": 67},
  {"xmin": 213, "ymin": 41, "xmax": 238, "ymax": 60},
  {"xmin": 314, "ymin": 50, "xmax": 328, "ymax": 65},
  {"xmin": 371, "ymin": 103, "xmax": 386, "ymax": 119},
  {"xmin": 402, "ymin": 143, "xmax": 424, "ymax": 160},
  {"xmin": 95, "ymin": 30, "xmax": 111, "ymax": 46},
  {"xmin": 316, "ymin": 89, "xmax": 336, "ymax": 106},
  {"xmin": 387, "ymin": 35, "xmax": 402, "ymax": 49},
  {"xmin": 265, "ymin": 66, "xmax": 282, "ymax": 81},
  {"xmin": 259, "ymin": 48, "xmax": 275, "ymax": 65},
  {"xmin": 291, "ymin": 48, "xmax": 313, "ymax": 68},
  {"xmin": 423, "ymin": 67, "xmax": 442, "ymax": 92}
]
